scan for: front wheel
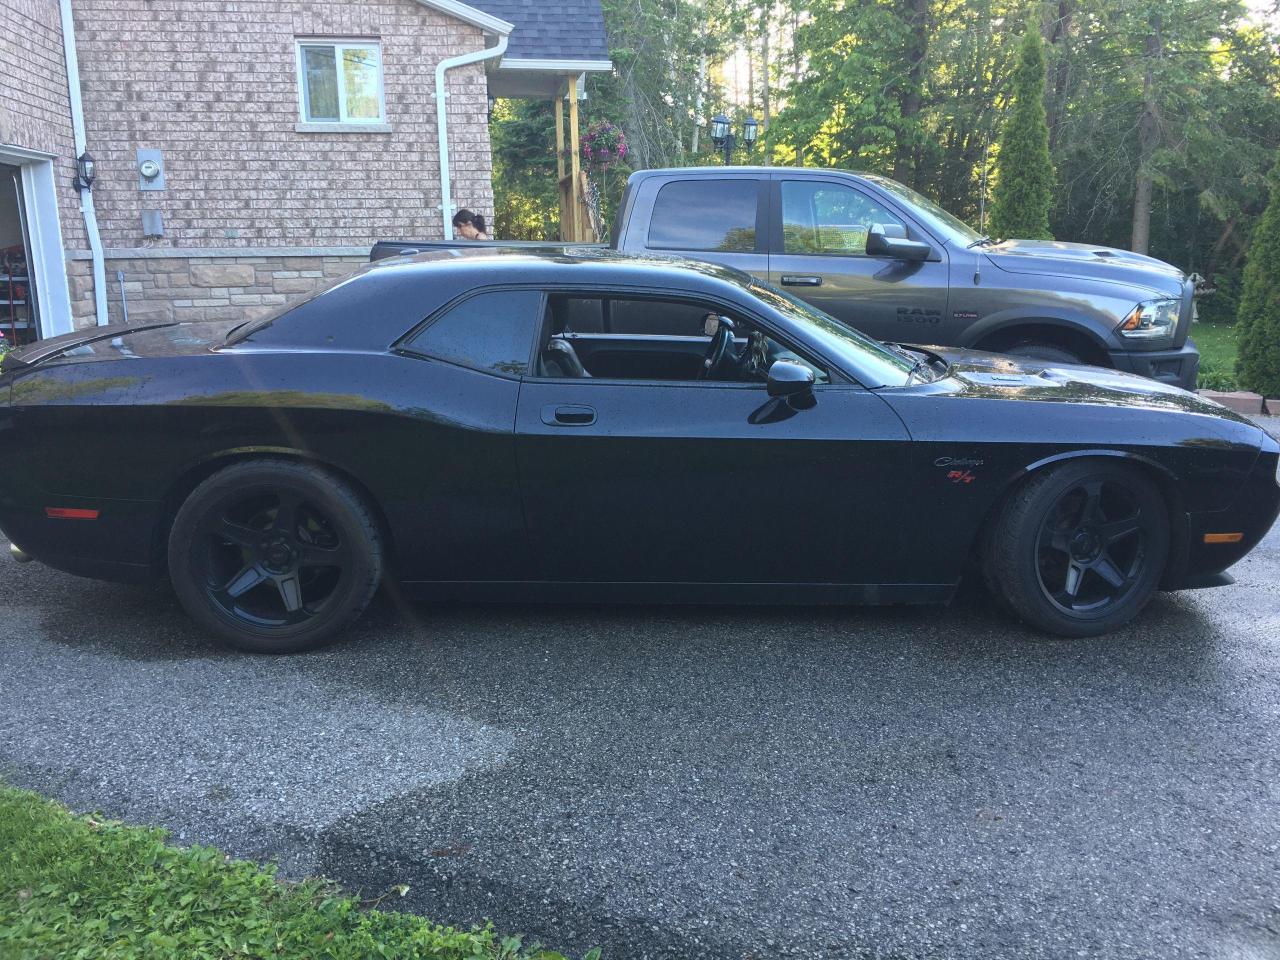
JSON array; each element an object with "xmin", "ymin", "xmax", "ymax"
[
  {"xmin": 984, "ymin": 461, "xmax": 1169, "ymax": 637},
  {"xmin": 1003, "ymin": 341, "xmax": 1085, "ymax": 366},
  {"xmin": 168, "ymin": 459, "xmax": 383, "ymax": 653}
]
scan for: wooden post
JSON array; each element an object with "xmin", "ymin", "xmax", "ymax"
[
  {"xmin": 554, "ymin": 91, "xmax": 568, "ymax": 240},
  {"xmin": 568, "ymin": 76, "xmax": 582, "ymax": 241},
  {"xmin": 554, "ymin": 95, "xmax": 565, "ymax": 182}
]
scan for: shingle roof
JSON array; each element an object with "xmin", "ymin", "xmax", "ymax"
[{"xmin": 469, "ymin": 0, "xmax": 610, "ymax": 62}]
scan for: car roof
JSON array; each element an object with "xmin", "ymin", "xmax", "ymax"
[
  {"xmin": 365, "ymin": 244, "xmax": 756, "ymax": 288},
  {"xmin": 236, "ymin": 247, "xmax": 763, "ymax": 352}
]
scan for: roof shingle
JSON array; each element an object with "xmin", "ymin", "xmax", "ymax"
[{"xmin": 470, "ymin": 0, "xmax": 610, "ymax": 62}]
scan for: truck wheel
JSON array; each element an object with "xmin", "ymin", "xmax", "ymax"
[
  {"xmin": 168, "ymin": 459, "xmax": 383, "ymax": 654},
  {"xmin": 984, "ymin": 460, "xmax": 1169, "ymax": 638},
  {"xmin": 1004, "ymin": 341, "xmax": 1084, "ymax": 365}
]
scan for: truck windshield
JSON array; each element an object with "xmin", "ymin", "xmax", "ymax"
[
  {"xmin": 749, "ymin": 280, "xmax": 916, "ymax": 388},
  {"xmin": 861, "ymin": 174, "xmax": 984, "ymax": 247}
]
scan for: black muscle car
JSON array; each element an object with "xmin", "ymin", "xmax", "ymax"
[{"xmin": 0, "ymin": 249, "xmax": 1275, "ymax": 653}]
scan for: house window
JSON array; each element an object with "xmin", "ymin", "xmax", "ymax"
[{"xmin": 296, "ymin": 40, "xmax": 385, "ymax": 124}]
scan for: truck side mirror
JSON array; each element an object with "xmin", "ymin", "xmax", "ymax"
[{"xmin": 866, "ymin": 223, "xmax": 932, "ymax": 262}]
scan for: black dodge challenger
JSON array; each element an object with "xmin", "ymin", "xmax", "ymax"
[{"xmin": 0, "ymin": 250, "xmax": 1275, "ymax": 652}]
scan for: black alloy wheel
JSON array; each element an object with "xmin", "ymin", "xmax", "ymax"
[
  {"xmin": 168, "ymin": 460, "xmax": 382, "ymax": 653},
  {"xmin": 984, "ymin": 460, "xmax": 1169, "ymax": 637},
  {"xmin": 1035, "ymin": 476, "xmax": 1148, "ymax": 614}
]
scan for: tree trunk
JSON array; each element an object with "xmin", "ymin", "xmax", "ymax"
[
  {"xmin": 1044, "ymin": 0, "xmax": 1073, "ymax": 153},
  {"xmin": 761, "ymin": 0, "xmax": 771, "ymax": 164},
  {"xmin": 892, "ymin": 0, "xmax": 929, "ymax": 186},
  {"xmin": 1131, "ymin": 17, "xmax": 1162, "ymax": 255}
]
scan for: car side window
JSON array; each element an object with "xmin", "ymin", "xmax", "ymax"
[
  {"xmin": 781, "ymin": 181, "xmax": 905, "ymax": 256},
  {"xmin": 647, "ymin": 179, "xmax": 759, "ymax": 252},
  {"xmin": 542, "ymin": 293, "xmax": 829, "ymax": 384},
  {"xmin": 403, "ymin": 289, "xmax": 543, "ymax": 376}
]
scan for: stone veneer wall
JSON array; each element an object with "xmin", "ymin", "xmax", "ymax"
[{"xmin": 66, "ymin": 254, "xmax": 366, "ymax": 328}]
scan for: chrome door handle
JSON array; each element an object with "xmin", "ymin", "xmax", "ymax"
[
  {"xmin": 541, "ymin": 404, "xmax": 596, "ymax": 426},
  {"xmin": 781, "ymin": 275, "xmax": 823, "ymax": 287}
]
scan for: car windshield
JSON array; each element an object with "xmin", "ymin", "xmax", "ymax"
[
  {"xmin": 749, "ymin": 280, "xmax": 916, "ymax": 387},
  {"xmin": 861, "ymin": 174, "xmax": 984, "ymax": 246}
]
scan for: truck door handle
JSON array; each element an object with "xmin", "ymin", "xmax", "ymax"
[
  {"xmin": 541, "ymin": 404, "xmax": 596, "ymax": 426},
  {"xmin": 781, "ymin": 274, "xmax": 823, "ymax": 287}
]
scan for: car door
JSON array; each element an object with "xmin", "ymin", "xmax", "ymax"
[
  {"xmin": 768, "ymin": 176, "xmax": 950, "ymax": 343},
  {"xmin": 514, "ymin": 294, "xmax": 914, "ymax": 588}
]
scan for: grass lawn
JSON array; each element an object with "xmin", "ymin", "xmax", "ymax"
[
  {"xmin": 1191, "ymin": 321, "xmax": 1241, "ymax": 390},
  {"xmin": 0, "ymin": 785, "xmax": 597, "ymax": 960}
]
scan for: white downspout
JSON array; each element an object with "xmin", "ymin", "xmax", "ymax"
[
  {"xmin": 58, "ymin": 0, "xmax": 107, "ymax": 327},
  {"xmin": 436, "ymin": 34, "xmax": 508, "ymax": 241}
]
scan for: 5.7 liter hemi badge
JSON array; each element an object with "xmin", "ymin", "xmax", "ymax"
[{"xmin": 953, "ymin": 310, "xmax": 981, "ymax": 320}]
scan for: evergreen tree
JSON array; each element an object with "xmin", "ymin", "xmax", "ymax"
[
  {"xmin": 1236, "ymin": 151, "xmax": 1280, "ymax": 397},
  {"xmin": 987, "ymin": 28, "xmax": 1054, "ymax": 240}
]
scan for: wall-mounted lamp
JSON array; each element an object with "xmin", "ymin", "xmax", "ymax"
[
  {"xmin": 487, "ymin": 96, "xmax": 496, "ymax": 122},
  {"xmin": 74, "ymin": 151, "xmax": 96, "ymax": 190}
]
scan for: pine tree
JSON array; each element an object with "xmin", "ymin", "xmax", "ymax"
[
  {"xmin": 1237, "ymin": 151, "xmax": 1280, "ymax": 397},
  {"xmin": 987, "ymin": 28, "xmax": 1055, "ymax": 240}
]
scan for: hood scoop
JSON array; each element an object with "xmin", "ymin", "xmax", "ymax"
[{"xmin": 961, "ymin": 370, "xmax": 1053, "ymax": 388}]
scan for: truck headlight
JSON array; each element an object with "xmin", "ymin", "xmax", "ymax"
[{"xmin": 1117, "ymin": 297, "xmax": 1180, "ymax": 339}]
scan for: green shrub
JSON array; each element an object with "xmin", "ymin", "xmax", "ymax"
[
  {"xmin": 0, "ymin": 785, "xmax": 598, "ymax": 960},
  {"xmin": 1237, "ymin": 151, "xmax": 1280, "ymax": 397},
  {"xmin": 987, "ymin": 29, "xmax": 1055, "ymax": 241},
  {"xmin": 1196, "ymin": 358, "xmax": 1239, "ymax": 392}
]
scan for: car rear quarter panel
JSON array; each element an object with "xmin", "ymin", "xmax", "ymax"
[{"xmin": 0, "ymin": 349, "xmax": 532, "ymax": 582}]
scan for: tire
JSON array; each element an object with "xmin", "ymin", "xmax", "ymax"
[
  {"xmin": 984, "ymin": 460, "xmax": 1169, "ymax": 638},
  {"xmin": 1003, "ymin": 341, "xmax": 1085, "ymax": 365},
  {"xmin": 168, "ymin": 459, "xmax": 383, "ymax": 653}
]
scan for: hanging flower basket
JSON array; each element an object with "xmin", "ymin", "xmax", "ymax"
[{"xmin": 581, "ymin": 121, "xmax": 628, "ymax": 171}]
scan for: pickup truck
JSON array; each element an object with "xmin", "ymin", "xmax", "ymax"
[{"xmin": 373, "ymin": 166, "xmax": 1200, "ymax": 389}]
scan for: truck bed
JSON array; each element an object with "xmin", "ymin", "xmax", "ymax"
[{"xmin": 369, "ymin": 240, "xmax": 607, "ymax": 261}]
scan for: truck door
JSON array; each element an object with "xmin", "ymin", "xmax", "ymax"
[{"xmin": 767, "ymin": 176, "xmax": 949, "ymax": 343}]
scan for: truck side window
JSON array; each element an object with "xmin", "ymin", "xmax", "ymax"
[
  {"xmin": 647, "ymin": 179, "xmax": 758, "ymax": 252},
  {"xmin": 781, "ymin": 181, "xmax": 905, "ymax": 256}
]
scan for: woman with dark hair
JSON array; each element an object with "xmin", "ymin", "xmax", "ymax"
[{"xmin": 452, "ymin": 208, "xmax": 490, "ymax": 241}]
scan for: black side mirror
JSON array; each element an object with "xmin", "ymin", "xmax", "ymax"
[
  {"xmin": 865, "ymin": 223, "xmax": 932, "ymax": 261},
  {"xmin": 766, "ymin": 360, "xmax": 816, "ymax": 405}
]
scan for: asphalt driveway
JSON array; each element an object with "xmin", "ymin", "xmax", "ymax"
[{"xmin": 2, "ymin": 464, "xmax": 1279, "ymax": 958}]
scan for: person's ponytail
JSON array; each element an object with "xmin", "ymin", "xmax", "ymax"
[{"xmin": 473, "ymin": 214, "xmax": 487, "ymax": 236}]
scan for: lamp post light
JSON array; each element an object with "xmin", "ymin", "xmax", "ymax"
[{"xmin": 708, "ymin": 113, "xmax": 758, "ymax": 165}]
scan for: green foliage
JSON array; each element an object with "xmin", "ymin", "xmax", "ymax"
[
  {"xmin": 987, "ymin": 29, "xmax": 1054, "ymax": 240},
  {"xmin": 1237, "ymin": 153, "xmax": 1280, "ymax": 397},
  {"xmin": 0, "ymin": 785, "xmax": 599, "ymax": 960},
  {"xmin": 491, "ymin": 99, "xmax": 560, "ymax": 241}
]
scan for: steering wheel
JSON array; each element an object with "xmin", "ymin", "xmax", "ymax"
[{"xmin": 699, "ymin": 316, "xmax": 735, "ymax": 380}]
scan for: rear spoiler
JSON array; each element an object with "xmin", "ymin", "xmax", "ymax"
[{"xmin": 0, "ymin": 321, "xmax": 180, "ymax": 373}]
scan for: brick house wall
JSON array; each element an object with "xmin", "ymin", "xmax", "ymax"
[
  {"xmin": 64, "ymin": 0, "xmax": 497, "ymax": 325},
  {"xmin": 0, "ymin": 0, "xmax": 84, "ymax": 250}
]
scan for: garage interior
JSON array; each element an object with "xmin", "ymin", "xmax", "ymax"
[{"xmin": 0, "ymin": 162, "xmax": 39, "ymax": 347}]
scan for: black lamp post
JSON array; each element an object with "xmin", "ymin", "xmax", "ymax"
[
  {"xmin": 709, "ymin": 113, "xmax": 758, "ymax": 165},
  {"xmin": 73, "ymin": 151, "xmax": 96, "ymax": 191}
]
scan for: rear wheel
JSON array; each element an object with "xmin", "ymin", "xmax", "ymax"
[
  {"xmin": 168, "ymin": 460, "xmax": 382, "ymax": 653},
  {"xmin": 984, "ymin": 461, "xmax": 1169, "ymax": 637}
]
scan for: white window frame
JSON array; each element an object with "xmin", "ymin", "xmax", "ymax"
[{"xmin": 295, "ymin": 38, "xmax": 387, "ymax": 125}]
